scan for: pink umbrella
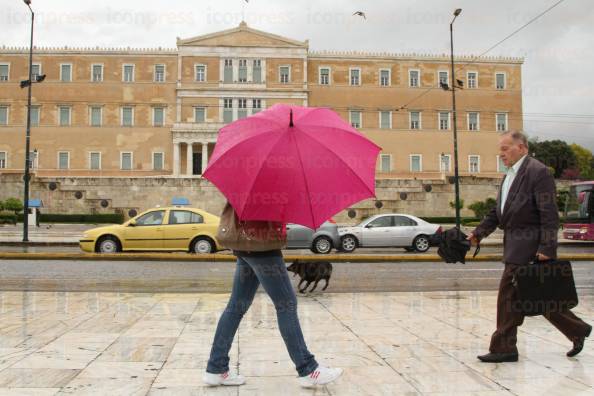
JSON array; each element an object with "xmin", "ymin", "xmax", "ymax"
[{"xmin": 203, "ymin": 104, "xmax": 381, "ymax": 229}]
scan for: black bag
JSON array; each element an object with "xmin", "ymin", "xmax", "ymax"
[
  {"xmin": 512, "ymin": 259, "xmax": 579, "ymax": 316},
  {"xmin": 437, "ymin": 227, "xmax": 479, "ymax": 264}
]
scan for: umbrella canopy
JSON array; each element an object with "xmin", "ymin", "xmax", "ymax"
[{"xmin": 203, "ymin": 104, "xmax": 381, "ymax": 229}]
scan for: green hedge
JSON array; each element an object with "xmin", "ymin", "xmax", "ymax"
[
  {"xmin": 15, "ymin": 213, "xmax": 124, "ymax": 224},
  {"xmin": 0, "ymin": 213, "xmax": 17, "ymax": 225},
  {"xmin": 420, "ymin": 217, "xmax": 481, "ymax": 224}
]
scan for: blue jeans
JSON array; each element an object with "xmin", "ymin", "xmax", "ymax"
[{"xmin": 206, "ymin": 254, "xmax": 318, "ymax": 377}]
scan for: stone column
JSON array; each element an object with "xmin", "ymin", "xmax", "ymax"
[
  {"xmin": 173, "ymin": 142, "xmax": 180, "ymax": 177},
  {"xmin": 186, "ymin": 142, "xmax": 193, "ymax": 176},
  {"xmin": 201, "ymin": 143, "xmax": 209, "ymax": 175}
]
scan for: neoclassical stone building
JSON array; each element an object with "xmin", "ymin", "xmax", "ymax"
[{"xmin": 0, "ymin": 22, "xmax": 523, "ymax": 181}]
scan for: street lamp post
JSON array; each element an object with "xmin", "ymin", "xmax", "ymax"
[
  {"xmin": 450, "ymin": 8, "xmax": 462, "ymax": 229},
  {"xmin": 22, "ymin": 0, "xmax": 34, "ymax": 242}
]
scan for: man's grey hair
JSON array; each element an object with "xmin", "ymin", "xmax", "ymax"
[{"xmin": 501, "ymin": 130, "xmax": 528, "ymax": 147}]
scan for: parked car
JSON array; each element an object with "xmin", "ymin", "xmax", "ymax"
[
  {"xmin": 286, "ymin": 220, "xmax": 341, "ymax": 254},
  {"xmin": 79, "ymin": 206, "xmax": 221, "ymax": 254},
  {"xmin": 338, "ymin": 214, "xmax": 442, "ymax": 253}
]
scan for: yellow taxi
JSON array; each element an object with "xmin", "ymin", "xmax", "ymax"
[{"xmin": 79, "ymin": 207, "xmax": 221, "ymax": 254}]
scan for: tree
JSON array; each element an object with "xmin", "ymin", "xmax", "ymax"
[
  {"xmin": 3, "ymin": 198, "xmax": 23, "ymax": 215},
  {"xmin": 468, "ymin": 197, "xmax": 497, "ymax": 219},
  {"xmin": 449, "ymin": 199, "xmax": 464, "ymax": 211},
  {"xmin": 570, "ymin": 143, "xmax": 594, "ymax": 179},
  {"xmin": 529, "ymin": 139, "xmax": 577, "ymax": 178}
]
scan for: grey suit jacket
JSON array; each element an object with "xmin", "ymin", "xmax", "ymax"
[{"xmin": 473, "ymin": 156, "xmax": 559, "ymax": 265}]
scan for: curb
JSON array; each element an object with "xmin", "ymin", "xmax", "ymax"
[{"xmin": 2, "ymin": 252, "xmax": 594, "ymax": 262}]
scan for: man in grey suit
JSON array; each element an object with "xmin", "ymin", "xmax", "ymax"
[{"xmin": 469, "ymin": 131, "xmax": 591, "ymax": 363}]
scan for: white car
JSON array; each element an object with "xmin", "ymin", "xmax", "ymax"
[{"xmin": 338, "ymin": 214, "xmax": 442, "ymax": 253}]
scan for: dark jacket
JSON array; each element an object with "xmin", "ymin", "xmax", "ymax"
[{"xmin": 473, "ymin": 156, "xmax": 559, "ymax": 265}]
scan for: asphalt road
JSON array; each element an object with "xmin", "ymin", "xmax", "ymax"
[
  {"xmin": 1, "ymin": 245, "xmax": 593, "ymax": 255},
  {"xmin": 0, "ymin": 259, "xmax": 593, "ymax": 294}
]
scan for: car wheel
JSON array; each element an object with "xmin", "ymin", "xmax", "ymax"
[
  {"xmin": 340, "ymin": 235, "xmax": 358, "ymax": 253},
  {"xmin": 97, "ymin": 236, "xmax": 121, "ymax": 253},
  {"xmin": 312, "ymin": 236, "xmax": 332, "ymax": 254},
  {"xmin": 190, "ymin": 237, "xmax": 215, "ymax": 254},
  {"xmin": 413, "ymin": 235, "xmax": 430, "ymax": 253}
]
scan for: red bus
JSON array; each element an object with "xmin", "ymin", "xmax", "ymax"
[{"xmin": 563, "ymin": 181, "xmax": 594, "ymax": 241}]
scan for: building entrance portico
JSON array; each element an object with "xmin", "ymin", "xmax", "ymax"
[{"xmin": 172, "ymin": 124, "xmax": 220, "ymax": 177}]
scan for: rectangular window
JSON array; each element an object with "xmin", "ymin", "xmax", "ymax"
[
  {"xmin": 58, "ymin": 152, "xmax": 69, "ymax": 170},
  {"xmin": 410, "ymin": 155, "xmax": 422, "ymax": 172},
  {"xmin": 439, "ymin": 112, "xmax": 450, "ymax": 130},
  {"xmin": 438, "ymin": 71, "xmax": 449, "ymax": 87},
  {"xmin": 349, "ymin": 110, "xmax": 361, "ymax": 128},
  {"xmin": 153, "ymin": 152, "xmax": 164, "ymax": 171},
  {"xmin": 350, "ymin": 68, "xmax": 360, "ymax": 86},
  {"xmin": 496, "ymin": 113, "xmax": 508, "ymax": 131},
  {"xmin": 319, "ymin": 68, "xmax": 330, "ymax": 85},
  {"xmin": 195, "ymin": 65, "xmax": 206, "ymax": 82},
  {"xmin": 121, "ymin": 107, "xmax": 134, "ymax": 127},
  {"xmin": 30, "ymin": 106, "xmax": 40, "ymax": 126},
  {"xmin": 31, "ymin": 64, "xmax": 41, "ymax": 81},
  {"xmin": 0, "ymin": 152, "xmax": 6, "ymax": 168},
  {"xmin": 92, "ymin": 64, "xmax": 103, "ymax": 82},
  {"xmin": 409, "ymin": 69, "xmax": 420, "ymax": 87},
  {"xmin": 237, "ymin": 98, "xmax": 248, "ymax": 119},
  {"xmin": 440, "ymin": 154, "xmax": 451, "ymax": 172},
  {"xmin": 0, "ymin": 106, "xmax": 8, "ymax": 125},
  {"xmin": 59, "ymin": 106, "xmax": 71, "ymax": 126},
  {"xmin": 469, "ymin": 155, "xmax": 480, "ymax": 173},
  {"xmin": 123, "ymin": 64, "xmax": 134, "ymax": 82},
  {"xmin": 496, "ymin": 73, "xmax": 506, "ymax": 89},
  {"xmin": 121, "ymin": 152, "xmax": 133, "ymax": 170},
  {"xmin": 194, "ymin": 107, "xmax": 206, "ymax": 122},
  {"xmin": 89, "ymin": 152, "xmax": 101, "ymax": 170},
  {"xmin": 223, "ymin": 59, "xmax": 233, "ymax": 83},
  {"xmin": 238, "ymin": 59, "xmax": 247, "ymax": 83},
  {"xmin": 28, "ymin": 150, "xmax": 38, "ymax": 169},
  {"xmin": 497, "ymin": 156, "xmax": 505, "ymax": 173},
  {"xmin": 279, "ymin": 66, "xmax": 290, "ymax": 83},
  {"xmin": 0, "ymin": 64, "xmax": 8, "ymax": 81},
  {"xmin": 223, "ymin": 98, "xmax": 233, "ymax": 123},
  {"xmin": 154, "ymin": 64, "xmax": 165, "ymax": 82},
  {"xmin": 467, "ymin": 71, "xmax": 477, "ymax": 89},
  {"xmin": 410, "ymin": 111, "xmax": 421, "ymax": 130},
  {"xmin": 380, "ymin": 111, "xmax": 391, "ymax": 129},
  {"xmin": 253, "ymin": 59, "xmax": 262, "ymax": 83},
  {"xmin": 380, "ymin": 69, "xmax": 390, "ymax": 86},
  {"xmin": 153, "ymin": 107, "xmax": 164, "ymax": 127},
  {"xmin": 380, "ymin": 154, "xmax": 391, "ymax": 172},
  {"xmin": 468, "ymin": 112, "xmax": 479, "ymax": 131},
  {"xmin": 60, "ymin": 64, "xmax": 72, "ymax": 82},
  {"xmin": 252, "ymin": 99, "xmax": 262, "ymax": 114},
  {"xmin": 90, "ymin": 106, "xmax": 102, "ymax": 127}
]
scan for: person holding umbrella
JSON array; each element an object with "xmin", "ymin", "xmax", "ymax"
[{"xmin": 201, "ymin": 104, "xmax": 381, "ymax": 388}]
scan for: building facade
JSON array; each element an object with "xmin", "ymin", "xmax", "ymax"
[{"xmin": 0, "ymin": 22, "xmax": 523, "ymax": 181}]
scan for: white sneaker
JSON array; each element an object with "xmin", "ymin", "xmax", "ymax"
[
  {"xmin": 298, "ymin": 365, "xmax": 343, "ymax": 388},
  {"xmin": 203, "ymin": 371, "xmax": 246, "ymax": 386}
]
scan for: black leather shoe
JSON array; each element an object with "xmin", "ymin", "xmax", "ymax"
[
  {"xmin": 567, "ymin": 325, "xmax": 592, "ymax": 358},
  {"xmin": 477, "ymin": 352, "xmax": 519, "ymax": 363}
]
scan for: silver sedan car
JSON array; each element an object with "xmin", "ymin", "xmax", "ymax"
[
  {"xmin": 286, "ymin": 220, "xmax": 341, "ymax": 254},
  {"xmin": 338, "ymin": 214, "xmax": 442, "ymax": 253}
]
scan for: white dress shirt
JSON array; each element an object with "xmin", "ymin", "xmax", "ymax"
[{"xmin": 500, "ymin": 154, "xmax": 527, "ymax": 213}]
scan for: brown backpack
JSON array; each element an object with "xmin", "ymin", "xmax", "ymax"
[{"xmin": 216, "ymin": 202, "xmax": 287, "ymax": 252}]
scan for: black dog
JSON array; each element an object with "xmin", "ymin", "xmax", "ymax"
[{"xmin": 286, "ymin": 259, "xmax": 333, "ymax": 293}]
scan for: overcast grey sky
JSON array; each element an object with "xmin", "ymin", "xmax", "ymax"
[{"xmin": 2, "ymin": 0, "xmax": 593, "ymax": 150}]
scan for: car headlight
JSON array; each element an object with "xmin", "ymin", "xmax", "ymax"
[{"xmin": 579, "ymin": 227, "xmax": 588, "ymax": 234}]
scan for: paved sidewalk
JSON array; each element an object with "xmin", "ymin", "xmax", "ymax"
[{"xmin": 0, "ymin": 290, "xmax": 592, "ymax": 395}]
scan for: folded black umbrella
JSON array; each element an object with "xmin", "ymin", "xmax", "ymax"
[{"xmin": 436, "ymin": 227, "xmax": 480, "ymax": 264}]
